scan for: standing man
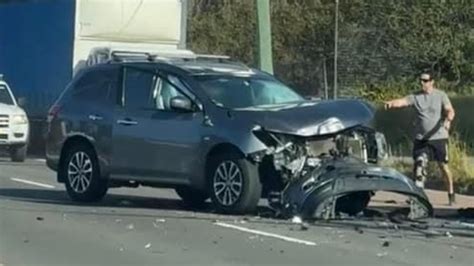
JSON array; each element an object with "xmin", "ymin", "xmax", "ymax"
[{"xmin": 385, "ymin": 72, "xmax": 456, "ymax": 205}]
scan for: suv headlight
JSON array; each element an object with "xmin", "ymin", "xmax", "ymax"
[{"xmin": 12, "ymin": 114, "xmax": 28, "ymax": 124}]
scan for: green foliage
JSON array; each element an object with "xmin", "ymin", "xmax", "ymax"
[{"xmin": 187, "ymin": 0, "xmax": 474, "ymax": 97}]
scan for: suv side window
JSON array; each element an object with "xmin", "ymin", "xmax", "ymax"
[
  {"xmin": 123, "ymin": 67, "xmax": 156, "ymax": 109},
  {"xmin": 123, "ymin": 67, "xmax": 189, "ymax": 111},
  {"xmin": 73, "ymin": 68, "xmax": 118, "ymax": 104}
]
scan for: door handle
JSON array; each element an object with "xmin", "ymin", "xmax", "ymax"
[
  {"xmin": 88, "ymin": 114, "xmax": 103, "ymax": 121},
  {"xmin": 117, "ymin": 119, "xmax": 138, "ymax": 126}
]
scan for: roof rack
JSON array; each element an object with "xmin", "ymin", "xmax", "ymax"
[{"xmin": 110, "ymin": 50, "xmax": 156, "ymax": 62}]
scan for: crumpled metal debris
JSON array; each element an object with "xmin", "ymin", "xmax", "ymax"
[
  {"xmin": 377, "ymin": 251, "xmax": 388, "ymax": 257},
  {"xmin": 291, "ymin": 216, "xmax": 303, "ymax": 224}
]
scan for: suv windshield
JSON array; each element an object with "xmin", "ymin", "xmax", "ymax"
[
  {"xmin": 197, "ymin": 76, "xmax": 304, "ymax": 109},
  {"xmin": 0, "ymin": 85, "xmax": 15, "ymax": 105}
]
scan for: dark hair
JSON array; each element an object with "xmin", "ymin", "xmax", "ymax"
[{"xmin": 420, "ymin": 70, "xmax": 435, "ymax": 80}]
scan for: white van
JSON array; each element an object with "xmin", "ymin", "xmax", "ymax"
[{"xmin": 0, "ymin": 75, "xmax": 29, "ymax": 162}]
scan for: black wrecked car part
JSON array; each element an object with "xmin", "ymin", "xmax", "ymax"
[{"xmin": 250, "ymin": 124, "xmax": 432, "ymax": 220}]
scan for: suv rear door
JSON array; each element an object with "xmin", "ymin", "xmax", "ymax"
[{"xmin": 110, "ymin": 66, "xmax": 204, "ymax": 185}]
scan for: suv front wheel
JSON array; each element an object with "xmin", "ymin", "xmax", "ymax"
[
  {"xmin": 60, "ymin": 144, "xmax": 108, "ymax": 202},
  {"xmin": 10, "ymin": 144, "xmax": 27, "ymax": 162},
  {"xmin": 208, "ymin": 153, "xmax": 262, "ymax": 214}
]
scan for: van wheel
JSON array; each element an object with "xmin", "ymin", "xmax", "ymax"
[
  {"xmin": 60, "ymin": 144, "xmax": 107, "ymax": 202},
  {"xmin": 10, "ymin": 144, "xmax": 27, "ymax": 162},
  {"xmin": 208, "ymin": 152, "xmax": 262, "ymax": 214},
  {"xmin": 175, "ymin": 187, "xmax": 208, "ymax": 208}
]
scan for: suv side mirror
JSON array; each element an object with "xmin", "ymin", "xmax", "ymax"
[
  {"xmin": 170, "ymin": 96, "xmax": 193, "ymax": 112},
  {"xmin": 17, "ymin": 97, "xmax": 26, "ymax": 107}
]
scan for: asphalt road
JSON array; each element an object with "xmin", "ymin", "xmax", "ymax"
[{"xmin": 1, "ymin": 158, "xmax": 474, "ymax": 266}]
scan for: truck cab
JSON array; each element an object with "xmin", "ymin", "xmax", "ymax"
[{"xmin": 0, "ymin": 74, "xmax": 29, "ymax": 162}]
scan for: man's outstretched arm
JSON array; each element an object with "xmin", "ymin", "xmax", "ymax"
[{"xmin": 384, "ymin": 97, "xmax": 412, "ymax": 109}]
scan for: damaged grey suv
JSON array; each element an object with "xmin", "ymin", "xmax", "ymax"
[{"xmin": 46, "ymin": 53, "xmax": 432, "ymax": 219}]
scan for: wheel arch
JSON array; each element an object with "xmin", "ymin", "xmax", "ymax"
[{"xmin": 58, "ymin": 135, "xmax": 100, "ymax": 183}]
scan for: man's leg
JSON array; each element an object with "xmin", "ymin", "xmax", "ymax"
[
  {"xmin": 433, "ymin": 139, "xmax": 455, "ymax": 204},
  {"xmin": 439, "ymin": 163, "xmax": 455, "ymax": 200},
  {"xmin": 413, "ymin": 140, "xmax": 429, "ymax": 188}
]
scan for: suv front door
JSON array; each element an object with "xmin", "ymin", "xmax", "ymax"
[{"xmin": 111, "ymin": 66, "xmax": 204, "ymax": 185}]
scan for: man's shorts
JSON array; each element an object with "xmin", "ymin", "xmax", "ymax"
[{"xmin": 413, "ymin": 139, "xmax": 449, "ymax": 163}]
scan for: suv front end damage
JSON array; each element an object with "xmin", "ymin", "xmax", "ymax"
[{"xmin": 250, "ymin": 124, "xmax": 433, "ymax": 220}]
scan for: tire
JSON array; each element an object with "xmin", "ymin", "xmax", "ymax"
[
  {"xmin": 60, "ymin": 143, "xmax": 108, "ymax": 202},
  {"xmin": 208, "ymin": 152, "xmax": 262, "ymax": 214},
  {"xmin": 175, "ymin": 186, "xmax": 209, "ymax": 208},
  {"xmin": 10, "ymin": 144, "xmax": 27, "ymax": 162}
]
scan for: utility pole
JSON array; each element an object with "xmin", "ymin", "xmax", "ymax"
[
  {"xmin": 323, "ymin": 58, "xmax": 328, "ymax": 99},
  {"xmin": 333, "ymin": 0, "xmax": 339, "ymax": 99},
  {"xmin": 256, "ymin": 0, "xmax": 274, "ymax": 74}
]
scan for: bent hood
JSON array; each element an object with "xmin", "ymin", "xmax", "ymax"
[{"xmin": 233, "ymin": 99, "xmax": 375, "ymax": 137}]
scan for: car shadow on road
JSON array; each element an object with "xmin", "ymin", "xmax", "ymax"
[
  {"xmin": 2, "ymin": 188, "xmax": 473, "ymax": 242},
  {"xmin": 0, "ymin": 187, "xmax": 274, "ymax": 220}
]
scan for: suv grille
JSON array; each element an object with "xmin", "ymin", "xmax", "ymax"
[{"xmin": 0, "ymin": 114, "xmax": 8, "ymax": 128}]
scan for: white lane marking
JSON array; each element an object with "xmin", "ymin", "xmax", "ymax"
[
  {"xmin": 10, "ymin": 178, "xmax": 55, "ymax": 189},
  {"xmin": 214, "ymin": 222, "xmax": 317, "ymax": 246}
]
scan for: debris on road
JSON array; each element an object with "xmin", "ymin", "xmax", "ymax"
[
  {"xmin": 120, "ymin": 200, "xmax": 133, "ymax": 206},
  {"xmin": 459, "ymin": 222, "xmax": 474, "ymax": 229},
  {"xmin": 115, "ymin": 219, "xmax": 122, "ymax": 224},
  {"xmin": 291, "ymin": 216, "xmax": 303, "ymax": 224},
  {"xmin": 354, "ymin": 226, "xmax": 364, "ymax": 234},
  {"xmin": 300, "ymin": 223, "xmax": 309, "ymax": 231},
  {"xmin": 446, "ymin": 232, "xmax": 453, "ymax": 238},
  {"xmin": 377, "ymin": 252, "xmax": 388, "ymax": 257},
  {"xmin": 145, "ymin": 243, "xmax": 152, "ymax": 249},
  {"xmin": 382, "ymin": 241, "xmax": 390, "ymax": 247},
  {"xmin": 126, "ymin": 223, "xmax": 135, "ymax": 230},
  {"xmin": 36, "ymin": 216, "xmax": 44, "ymax": 221},
  {"xmin": 23, "ymin": 239, "xmax": 29, "ymax": 243},
  {"xmin": 155, "ymin": 218, "xmax": 166, "ymax": 223}
]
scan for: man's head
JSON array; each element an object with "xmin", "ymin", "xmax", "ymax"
[{"xmin": 420, "ymin": 72, "xmax": 435, "ymax": 93}]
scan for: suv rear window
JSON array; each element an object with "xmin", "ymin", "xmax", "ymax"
[
  {"xmin": 72, "ymin": 68, "xmax": 118, "ymax": 104},
  {"xmin": 0, "ymin": 85, "xmax": 14, "ymax": 105}
]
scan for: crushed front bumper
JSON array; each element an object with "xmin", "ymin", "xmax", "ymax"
[{"xmin": 280, "ymin": 157, "xmax": 433, "ymax": 220}]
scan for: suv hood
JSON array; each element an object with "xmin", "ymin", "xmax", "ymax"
[
  {"xmin": 0, "ymin": 103, "xmax": 24, "ymax": 115},
  {"xmin": 234, "ymin": 99, "xmax": 374, "ymax": 137}
]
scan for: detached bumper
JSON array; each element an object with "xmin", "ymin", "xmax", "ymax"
[{"xmin": 282, "ymin": 157, "xmax": 433, "ymax": 219}]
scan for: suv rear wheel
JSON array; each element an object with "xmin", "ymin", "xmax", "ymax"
[
  {"xmin": 208, "ymin": 152, "xmax": 262, "ymax": 214},
  {"xmin": 60, "ymin": 144, "xmax": 108, "ymax": 202}
]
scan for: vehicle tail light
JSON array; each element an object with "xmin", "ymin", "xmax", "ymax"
[{"xmin": 47, "ymin": 104, "xmax": 61, "ymax": 123}]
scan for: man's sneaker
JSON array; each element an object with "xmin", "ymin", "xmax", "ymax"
[{"xmin": 448, "ymin": 193, "xmax": 456, "ymax": 206}]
